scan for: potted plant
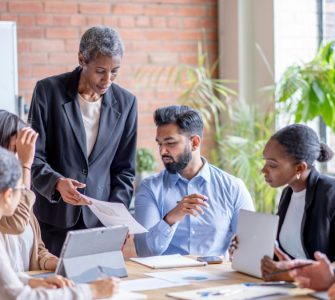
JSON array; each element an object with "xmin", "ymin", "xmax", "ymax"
[
  {"xmin": 136, "ymin": 148, "xmax": 156, "ymax": 183},
  {"xmin": 276, "ymin": 40, "xmax": 335, "ymax": 130}
]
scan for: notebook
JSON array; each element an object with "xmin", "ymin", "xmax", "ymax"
[
  {"xmin": 231, "ymin": 209, "xmax": 279, "ymax": 278},
  {"xmin": 130, "ymin": 254, "xmax": 207, "ymax": 269}
]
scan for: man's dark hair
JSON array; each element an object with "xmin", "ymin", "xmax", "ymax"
[
  {"xmin": 154, "ymin": 105, "xmax": 203, "ymax": 137},
  {"xmin": 271, "ymin": 124, "xmax": 334, "ymax": 168},
  {"xmin": 0, "ymin": 147, "xmax": 21, "ymax": 193}
]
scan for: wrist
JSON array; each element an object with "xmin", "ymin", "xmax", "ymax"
[{"xmin": 22, "ymin": 165, "xmax": 31, "ymax": 171}]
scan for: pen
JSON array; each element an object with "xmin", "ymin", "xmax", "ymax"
[
  {"xmin": 264, "ymin": 262, "xmax": 314, "ymax": 279},
  {"xmin": 97, "ymin": 265, "xmax": 109, "ymax": 278},
  {"xmin": 177, "ymin": 197, "xmax": 208, "ymax": 204},
  {"xmin": 244, "ymin": 281, "xmax": 296, "ymax": 288}
]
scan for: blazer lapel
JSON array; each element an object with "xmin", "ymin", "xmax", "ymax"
[
  {"xmin": 63, "ymin": 99, "xmax": 88, "ymax": 161},
  {"xmin": 88, "ymin": 86, "xmax": 121, "ymax": 164}
]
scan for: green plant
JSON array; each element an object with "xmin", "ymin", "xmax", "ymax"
[
  {"xmin": 136, "ymin": 148, "xmax": 156, "ymax": 174},
  {"xmin": 212, "ymin": 99, "xmax": 277, "ymax": 213},
  {"xmin": 276, "ymin": 40, "xmax": 335, "ymax": 130}
]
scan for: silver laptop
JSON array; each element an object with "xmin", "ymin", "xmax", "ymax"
[
  {"xmin": 55, "ymin": 225, "xmax": 129, "ymax": 283},
  {"xmin": 231, "ymin": 209, "xmax": 279, "ymax": 278}
]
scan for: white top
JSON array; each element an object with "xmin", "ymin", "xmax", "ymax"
[
  {"xmin": 279, "ymin": 189, "xmax": 307, "ymax": 258},
  {"xmin": 0, "ymin": 240, "xmax": 91, "ymax": 300},
  {"xmin": 78, "ymin": 94, "xmax": 102, "ymax": 156},
  {"xmin": 0, "ymin": 223, "xmax": 34, "ymax": 272}
]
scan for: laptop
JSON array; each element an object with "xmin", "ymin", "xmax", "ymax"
[
  {"xmin": 55, "ymin": 225, "xmax": 129, "ymax": 283},
  {"xmin": 231, "ymin": 209, "xmax": 279, "ymax": 278}
]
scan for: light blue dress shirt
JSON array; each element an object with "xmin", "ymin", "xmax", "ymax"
[{"xmin": 134, "ymin": 159, "xmax": 255, "ymax": 257}]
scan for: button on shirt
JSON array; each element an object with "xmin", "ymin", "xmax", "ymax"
[{"xmin": 134, "ymin": 159, "xmax": 254, "ymax": 257}]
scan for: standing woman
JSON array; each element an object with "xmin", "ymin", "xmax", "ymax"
[
  {"xmin": 29, "ymin": 26, "xmax": 137, "ymax": 256},
  {"xmin": 261, "ymin": 124, "xmax": 335, "ymax": 280}
]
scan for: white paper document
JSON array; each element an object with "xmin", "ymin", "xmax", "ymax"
[
  {"xmin": 145, "ymin": 269, "xmax": 226, "ymax": 283},
  {"xmin": 120, "ymin": 278, "xmax": 186, "ymax": 291},
  {"xmin": 85, "ymin": 196, "xmax": 148, "ymax": 234},
  {"xmin": 130, "ymin": 254, "xmax": 207, "ymax": 269},
  {"xmin": 101, "ymin": 289, "xmax": 147, "ymax": 300}
]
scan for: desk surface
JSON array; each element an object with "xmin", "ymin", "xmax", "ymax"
[{"xmin": 124, "ymin": 260, "xmax": 314, "ymax": 300}]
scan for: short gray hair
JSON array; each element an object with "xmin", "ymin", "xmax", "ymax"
[
  {"xmin": 79, "ymin": 26, "xmax": 124, "ymax": 63},
  {"xmin": 0, "ymin": 147, "xmax": 21, "ymax": 193}
]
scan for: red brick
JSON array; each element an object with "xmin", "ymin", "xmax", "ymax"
[
  {"xmin": 103, "ymin": 16, "xmax": 119, "ymax": 27},
  {"xmin": 70, "ymin": 15, "xmax": 87, "ymax": 26},
  {"xmin": 86, "ymin": 16, "xmax": 103, "ymax": 26},
  {"xmin": 175, "ymin": 6, "xmax": 207, "ymax": 17},
  {"xmin": 79, "ymin": 3, "xmax": 111, "ymax": 15},
  {"xmin": 18, "ymin": 27, "xmax": 44, "ymax": 39},
  {"xmin": 46, "ymin": 27, "xmax": 78, "ymax": 39},
  {"xmin": 148, "ymin": 53, "xmax": 179, "ymax": 64},
  {"xmin": 152, "ymin": 16, "xmax": 166, "ymax": 28},
  {"xmin": 9, "ymin": 2, "xmax": 43, "ymax": 13},
  {"xmin": 48, "ymin": 52, "xmax": 77, "ymax": 65},
  {"xmin": 18, "ymin": 40, "xmax": 30, "ymax": 52},
  {"xmin": 65, "ymin": 39, "xmax": 80, "ymax": 52},
  {"xmin": 119, "ymin": 16, "xmax": 135, "ymax": 28},
  {"xmin": 0, "ymin": 13, "xmax": 18, "ymax": 22},
  {"xmin": 19, "ymin": 78, "xmax": 37, "ymax": 90},
  {"xmin": 30, "ymin": 39, "xmax": 65, "ymax": 52},
  {"xmin": 144, "ymin": 5, "xmax": 176, "ymax": 16},
  {"xmin": 182, "ymin": 17, "xmax": 216, "ymax": 29},
  {"xmin": 112, "ymin": 4, "xmax": 143, "ymax": 15},
  {"xmin": 19, "ymin": 52, "xmax": 48, "ymax": 64},
  {"xmin": 31, "ymin": 65, "xmax": 66, "ymax": 79},
  {"xmin": 18, "ymin": 65, "xmax": 32, "ymax": 77},
  {"xmin": 167, "ymin": 17, "xmax": 181, "ymax": 29},
  {"xmin": 18, "ymin": 14, "xmax": 36, "ymax": 26},
  {"xmin": 143, "ymin": 30, "xmax": 176, "ymax": 41},
  {"xmin": 0, "ymin": 2, "xmax": 7, "ymax": 12},
  {"xmin": 135, "ymin": 16, "xmax": 150, "ymax": 27},
  {"xmin": 44, "ymin": 2, "xmax": 78, "ymax": 14},
  {"xmin": 53, "ymin": 15, "xmax": 71, "ymax": 26},
  {"xmin": 36, "ymin": 14, "xmax": 53, "ymax": 25}
]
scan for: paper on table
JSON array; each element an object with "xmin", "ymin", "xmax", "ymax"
[
  {"xmin": 145, "ymin": 269, "xmax": 226, "ymax": 283},
  {"xmin": 130, "ymin": 254, "xmax": 207, "ymax": 269},
  {"xmin": 120, "ymin": 278, "xmax": 187, "ymax": 291},
  {"xmin": 100, "ymin": 289, "xmax": 147, "ymax": 300},
  {"xmin": 167, "ymin": 284, "xmax": 292, "ymax": 300},
  {"xmin": 85, "ymin": 196, "xmax": 148, "ymax": 234}
]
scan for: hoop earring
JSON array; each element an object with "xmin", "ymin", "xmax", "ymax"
[{"xmin": 296, "ymin": 173, "xmax": 301, "ymax": 180}]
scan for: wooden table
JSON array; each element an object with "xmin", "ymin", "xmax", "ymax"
[{"xmin": 124, "ymin": 259, "xmax": 314, "ymax": 300}]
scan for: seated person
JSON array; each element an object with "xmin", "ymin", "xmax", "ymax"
[
  {"xmin": 0, "ymin": 110, "xmax": 57, "ymax": 271},
  {"xmin": 0, "ymin": 146, "xmax": 119, "ymax": 299},
  {"xmin": 260, "ymin": 124, "xmax": 335, "ymax": 281},
  {"xmin": 134, "ymin": 105, "xmax": 254, "ymax": 257}
]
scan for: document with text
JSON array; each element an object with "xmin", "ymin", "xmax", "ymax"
[{"xmin": 85, "ymin": 196, "xmax": 148, "ymax": 234}]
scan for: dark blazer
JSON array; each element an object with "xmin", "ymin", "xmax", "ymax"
[
  {"xmin": 28, "ymin": 67, "xmax": 137, "ymax": 229},
  {"xmin": 277, "ymin": 167, "xmax": 335, "ymax": 261}
]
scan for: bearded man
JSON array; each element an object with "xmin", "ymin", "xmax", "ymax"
[{"xmin": 134, "ymin": 105, "xmax": 254, "ymax": 257}]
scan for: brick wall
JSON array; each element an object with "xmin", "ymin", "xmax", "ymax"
[{"xmin": 0, "ymin": 0, "xmax": 218, "ymax": 164}]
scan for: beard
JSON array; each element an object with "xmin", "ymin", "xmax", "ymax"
[{"xmin": 162, "ymin": 146, "xmax": 192, "ymax": 174}]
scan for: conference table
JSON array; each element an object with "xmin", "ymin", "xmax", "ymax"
[{"xmin": 123, "ymin": 259, "xmax": 314, "ymax": 300}]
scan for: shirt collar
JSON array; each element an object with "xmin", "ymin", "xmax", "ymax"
[{"xmin": 165, "ymin": 157, "xmax": 211, "ymax": 185}]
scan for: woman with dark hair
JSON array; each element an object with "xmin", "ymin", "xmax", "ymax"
[
  {"xmin": 0, "ymin": 146, "xmax": 119, "ymax": 299},
  {"xmin": 261, "ymin": 124, "xmax": 335, "ymax": 281},
  {"xmin": 0, "ymin": 109, "xmax": 59, "ymax": 273},
  {"xmin": 29, "ymin": 26, "xmax": 137, "ymax": 256}
]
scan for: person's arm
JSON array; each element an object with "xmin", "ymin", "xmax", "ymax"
[
  {"xmin": 28, "ymin": 81, "xmax": 64, "ymax": 202},
  {"xmin": 134, "ymin": 182, "xmax": 178, "ymax": 256},
  {"xmin": 0, "ymin": 190, "xmax": 34, "ymax": 234},
  {"xmin": 30, "ymin": 214, "xmax": 58, "ymax": 271},
  {"xmin": 108, "ymin": 97, "xmax": 137, "ymax": 208}
]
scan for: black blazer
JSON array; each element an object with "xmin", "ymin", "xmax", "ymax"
[
  {"xmin": 28, "ymin": 67, "xmax": 137, "ymax": 229},
  {"xmin": 277, "ymin": 167, "xmax": 335, "ymax": 261}
]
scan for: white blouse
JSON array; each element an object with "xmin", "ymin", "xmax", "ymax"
[{"xmin": 0, "ymin": 240, "xmax": 91, "ymax": 300}]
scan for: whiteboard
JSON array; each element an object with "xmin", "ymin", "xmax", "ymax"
[{"xmin": 0, "ymin": 21, "xmax": 18, "ymax": 114}]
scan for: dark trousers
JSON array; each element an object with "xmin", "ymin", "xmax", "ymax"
[{"xmin": 39, "ymin": 213, "xmax": 87, "ymax": 256}]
